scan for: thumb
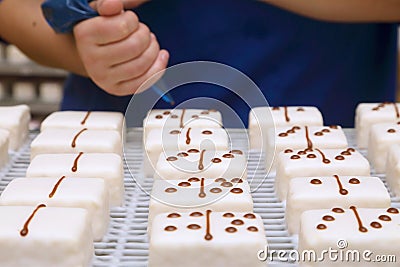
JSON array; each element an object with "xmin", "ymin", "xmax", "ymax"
[{"xmin": 95, "ymin": 0, "xmax": 124, "ymax": 16}]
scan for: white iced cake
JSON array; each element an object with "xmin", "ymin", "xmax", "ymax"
[
  {"xmin": 154, "ymin": 149, "xmax": 247, "ymax": 180},
  {"xmin": 0, "ymin": 177, "xmax": 109, "ymax": 241},
  {"xmin": 266, "ymin": 125, "xmax": 347, "ymax": 172},
  {"xmin": 0, "ymin": 129, "xmax": 9, "ymax": 169},
  {"xmin": 143, "ymin": 109, "xmax": 222, "ymax": 141},
  {"xmin": 40, "ymin": 111, "xmax": 125, "ymax": 136},
  {"xmin": 26, "ymin": 153, "xmax": 124, "ymax": 206},
  {"xmin": 0, "ymin": 105, "xmax": 30, "ymax": 150},
  {"xmin": 298, "ymin": 207, "xmax": 400, "ymax": 266},
  {"xmin": 367, "ymin": 123, "xmax": 400, "ymax": 173},
  {"xmin": 286, "ymin": 176, "xmax": 390, "ymax": 234},
  {"xmin": 385, "ymin": 144, "xmax": 400, "ymax": 197},
  {"xmin": 148, "ymin": 177, "xmax": 253, "ymax": 227},
  {"xmin": 144, "ymin": 127, "xmax": 229, "ymax": 176},
  {"xmin": 249, "ymin": 106, "xmax": 323, "ymax": 150},
  {"xmin": 148, "ymin": 211, "xmax": 267, "ymax": 267},
  {"xmin": 30, "ymin": 128, "xmax": 122, "ymax": 159},
  {"xmin": 275, "ymin": 148, "xmax": 370, "ymax": 201},
  {"xmin": 355, "ymin": 102, "xmax": 400, "ymax": 148},
  {"xmin": 0, "ymin": 205, "xmax": 93, "ymax": 267}
]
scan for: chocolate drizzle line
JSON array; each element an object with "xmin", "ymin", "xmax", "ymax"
[
  {"xmin": 20, "ymin": 204, "xmax": 46, "ymax": 237},
  {"xmin": 305, "ymin": 126, "xmax": 313, "ymax": 151},
  {"xmin": 198, "ymin": 149, "xmax": 205, "ymax": 170},
  {"xmin": 205, "ymin": 210, "xmax": 213, "ymax": 241},
  {"xmin": 315, "ymin": 148, "xmax": 331, "ymax": 164},
  {"xmin": 333, "ymin": 175, "xmax": 348, "ymax": 195},
  {"xmin": 80, "ymin": 111, "xmax": 91, "ymax": 125},
  {"xmin": 185, "ymin": 127, "xmax": 192, "ymax": 145},
  {"xmin": 350, "ymin": 206, "xmax": 368, "ymax": 233},
  {"xmin": 48, "ymin": 176, "xmax": 66, "ymax": 198},
  {"xmin": 71, "ymin": 152, "xmax": 84, "ymax": 172},
  {"xmin": 393, "ymin": 103, "xmax": 400, "ymax": 118},
  {"xmin": 71, "ymin": 128, "xmax": 87, "ymax": 148},
  {"xmin": 284, "ymin": 106, "xmax": 290, "ymax": 122},
  {"xmin": 180, "ymin": 109, "xmax": 186, "ymax": 128},
  {"xmin": 199, "ymin": 178, "xmax": 206, "ymax": 198}
]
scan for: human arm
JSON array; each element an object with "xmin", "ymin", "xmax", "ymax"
[{"xmin": 261, "ymin": 0, "xmax": 400, "ymax": 22}]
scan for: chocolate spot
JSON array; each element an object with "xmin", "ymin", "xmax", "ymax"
[
  {"xmin": 190, "ymin": 212, "xmax": 203, "ymax": 217},
  {"xmin": 291, "ymin": 155, "xmax": 301, "ymax": 160},
  {"xmin": 340, "ymin": 189, "xmax": 349, "ymax": 195},
  {"xmin": 314, "ymin": 132, "xmax": 323, "ymax": 136},
  {"xmin": 330, "ymin": 125, "xmax": 338, "ymax": 129},
  {"xmin": 272, "ymin": 107, "xmax": 280, "ymax": 110},
  {"xmin": 165, "ymin": 188, "xmax": 177, "ymax": 193},
  {"xmin": 167, "ymin": 213, "xmax": 181, "ymax": 218},
  {"xmin": 379, "ymin": 215, "xmax": 391, "ymax": 221},
  {"xmin": 230, "ymin": 188, "xmax": 243, "ymax": 194},
  {"xmin": 223, "ymin": 213, "xmax": 235, "ymax": 218},
  {"xmin": 231, "ymin": 178, "xmax": 243, "ymax": 183},
  {"xmin": 247, "ymin": 226, "xmax": 258, "ymax": 232},
  {"xmin": 163, "ymin": 111, "xmax": 171, "ymax": 115},
  {"xmin": 212, "ymin": 158, "xmax": 222, "ymax": 163},
  {"xmin": 165, "ymin": 226, "xmax": 177, "ymax": 231},
  {"xmin": 332, "ymin": 208, "xmax": 345, "ymax": 213},
  {"xmin": 349, "ymin": 178, "xmax": 360, "ymax": 184},
  {"xmin": 187, "ymin": 224, "xmax": 201, "ymax": 230},
  {"xmin": 166, "ymin": 156, "xmax": 178, "ymax": 161},
  {"xmin": 279, "ymin": 133, "xmax": 288, "ymax": 137},
  {"xmin": 388, "ymin": 129, "xmax": 396, "ymax": 133},
  {"xmin": 221, "ymin": 182, "xmax": 233, "ymax": 187},
  {"xmin": 192, "ymin": 115, "xmax": 199, "ymax": 119},
  {"xmin": 323, "ymin": 215, "xmax": 335, "ymax": 221},
  {"xmin": 359, "ymin": 227, "xmax": 368, "ymax": 233},
  {"xmin": 287, "ymin": 129, "xmax": 295, "ymax": 134},
  {"xmin": 171, "ymin": 115, "xmax": 178, "ymax": 119},
  {"xmin": 155, "ymin": 115, "xmax": 163, "ymax": 119},
  {"xmin": 298, "ymin": 151, "xmax": 306, "ymax": 155},
  {"xmin": 284, "ymin": 149, "xmax": 293, "ymax": 153},
  {"xmin": 201, "ymin": 111, "xmax": 210, "ymax": 115},
  {"xmin": 347, "ymin": 148, "xmax": 356, "ymax": 152},
  {"xmin": 297, "ymin": 108, "xmax": 305, "ymax": 111},
  {"xmin": 202, "ymin": 130, "xmax": 213, "ymax": 135},
  {"xmin": 169, "ymin": 130, "xmax": 181, "ymax": 134},
  {"xmin": 317, "ymin": 224, "xmax": 327, "ymax": 230},
  {"xmin": 307, "ymin": 154, "xmax": 317, "ymax": 158},
  {"xmin": 371, "ymin": 222, "xmax": 382, "ymax": 229},
  {"xmin": 341, "ymin": 151, "xmax": 351, "ymax": 156},
  {"xmin": 293, "ymin": 126, "xmax": 301, "ymax": 130},
  {"xmin": 210, "ymin": 188, "xmax": 222, "ymax": 193},
  {"xmin": 323, "ymin": 159, "xmax": 331, "ymax": 164},
  {"xmin": 178, "ymin": 182, "xmax": 191, "ymax": 187},
  {"xmin": 230, "ymin": 150, "xmax": 243, "ymax": 155},
  {"xmin": 387, "ymin": 208, "xmax": 399, "ymax": 214},
  {"xmin": 322, "ymin": 129, "xmax": 330, "ymax": 133},
  {"xmin": 244, "ymin": 213, "xmax": 256, "ymax": 219},
  {"xmin": 177, "ymin": 152, "xmax": 189, "ymax": 157},
  {"xmin": 231, "ymin": 219, "xmax": 244, "ymax": 225},
  {"xmin": 311, "ymin": 179, "xmax": 322, "ymax": 184},
  {"xmin": 222, "ymin": 153, "xmax": 235, "ymax": 158},
  {"xmin": 188, "ymin": 177, "xmax": 200, "ymax": 182},
  {"xmin": 225, "ymin": 227, "xmax": 237, "ymax": 233},
  {"xmin": 215, "ymin": 178, "xmax": 226, "ymax": 183},
  {"xmin": 335, "ymin": 155, "xmax": 345, "ymax": 160},
  {"xmin": 188, "ymin": 149, "xmax": 200, "ymax": 153}
]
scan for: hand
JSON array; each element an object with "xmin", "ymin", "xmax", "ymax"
[
  {"xmin": 90, "ymin": 0, "xmax": 149, "ymax": 10},
  {"xmin": 73, "ymin": 0, "xmax": 169, "ymax": 96}
]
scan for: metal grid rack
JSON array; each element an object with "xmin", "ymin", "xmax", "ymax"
[{"xmin": 0, "ymin": 128, "xmax": 399, "ymax": 267}]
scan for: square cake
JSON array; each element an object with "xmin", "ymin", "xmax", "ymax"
[
  {"xmin": 248, "ymin": 106, "xmax": 323, "ymax": 150},
  {"xmin": 385, "ymin": 144, "xmax": 400, "ymax": 197},
  {"xmin": 275, "ymin": 148, "xmax": 370, "ymax": 201},
  {"xmin": 0, "ymin": 129, "xmax": 9, "ymax": 169},
  {"xmin": 0, "ymin": 104, "xmax": 30, "ymax": 150},
  {"xmin": 355, "ymin": 102, "xmax": 400, "ymax": 148},
  {"xmin": 143, "ymin": 109, "xmax": 222, "ymax": 141},
  {"xmin": 148, "ymin": 177, "xmax": 253, "ymax": 227},
  {"xmin": 26, "ymin": 153, "xmax": 124, "ymax": 206},
  {"xmin": 148, "ymin": 211, "xmax": 267, "ymax": 267},
  {"xmin": 286, "ymin": 176, "xmax": 390, "ymax": 234},
  {"xmin": 154, "ymin": 149, "xmax": 247, "ymax": 180},
  {"xmin": 0, "ymin": 177, "xmax": 109, "ymax": 241},
  {"xmin": 0, "ymin": 205, "xmax": 93, "ymax": 267},
  {"xmin": 40, "ymin": 111, "xmax": 125, "ymax": 135},
  {"xmin": 30, "ymin": 128, "xmax": 122, "ymax": 159},
  {"xmin": 367, "ymin": 123, "xmax": 400, "ymax": 173},
  {"xmin": 298, "ymin": 207, "xmax": 400, "ymax": 266},
  {"xmin": 266, "ymin": 125, "xmax": 347, "ymax": 172},
  {"xmin": 144, "ymin": 127, "xmax": 229, "ymax": 177}
]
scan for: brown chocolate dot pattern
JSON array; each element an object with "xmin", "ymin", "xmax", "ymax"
[
  {"xmin": 167, "ymin": 213, "xmax": 181, "ymax": 218},
  {"xmin": 178, "ymin": 182, "xmax": 191, "ymax": 187},
  {"xmin": 187, "ymin": 224, "xmax": 201, "ymax": 230},
  {"xmin": 225, "ymin": 227, "xmax": 237, "ymax": 233},
  {"xmin": 223, "ymin": 213, "xmax": 235, "ymax": 218},
  {"xmin": 202, "ymin": 130, "xmax": 213, "ymax": 135},
  {"xmin": 190, "ymin": 212, "xmax": 204, "ymax": 217},
  {"xmin": 165, "ymin": 226, "xmax": 177, "ymax": 231},
  {"xmin": 169, "ymin": 130, "xmax": 181, "ymax": 134},
  {"xmin": 247, "ymin": 226, "xmax": 259, "ymax": 232},
  {"xmin": 231, "ymin": 219, "xmax": 244, "ymax": 226},
  {"xmin": 188, "ymin": 177, "xmax": 201, "ymax": 182},
  {"xmin": 387, "ymin": 208, "xmax": 399, "ymax": 214},
  {"xmin": 332, "ymin": 208, "xmax": 345, "ymax": 213},
  {"xmin": 165, "ymin": 188, "xmax": 177, "ymax": 193},
  {"xmin": 244, "ymin": 213, "xmax": 256, "ymax": 219},
  {"xmin": 166, "ymin": 156, "xmax": 178, "ymax": 161}
]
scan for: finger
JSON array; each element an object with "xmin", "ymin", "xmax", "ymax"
[
  {"xmin": 74, "ymin": 11, "xmax": 139, "ymax": 45},
  {"xmin": 113, "ymin": 49, "xmax": 169, "ymax": 96},
  {"xmin": 97, "ymin": 0, "xmax": 124, "ymax": 16}
]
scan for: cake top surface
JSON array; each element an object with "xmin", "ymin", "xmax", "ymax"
[
  {"xmin": 151, "ymin": 177, "xmax": 251, "ymax": 207},
  {"xmin": 357, "ymin": 102, "xmax": 400, "ymax": 119},
  {"xmin": 289, "ymin": 176, "xmax": 389, "ymax": 200},
  {"xmin": 250, "ymin": 106, "xmax": 323, "ymax": 126},
  {"xmin": 301, "ymin": 207, "xmax": 400, "ymax": 239},
  {"xmin": 40, "ymin": 111, "xmax": 124, "ymax": 131},
  {"xmin": 370, "ymin": 123, "xmax": 400, "ymax": 139},
  {"xmin": 144, "ymin": 109, "xmax": 222, "ymax": 129},
  {"xmin": 155, "ymin": 149, "xmax": 246, "ymax": 176},
  {"xmin": 151, "ymin": 211, "xmax": 266, "ymax": 244}
]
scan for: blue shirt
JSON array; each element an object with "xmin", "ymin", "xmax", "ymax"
[{"xmin": 62, "ymin": 0, "xmax": 398, "ymax": 127}]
